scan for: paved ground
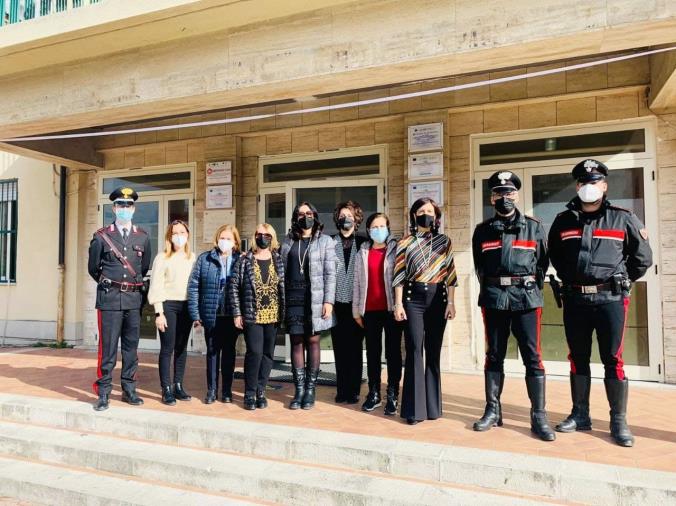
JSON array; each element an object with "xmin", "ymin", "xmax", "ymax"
[{"xmin": 0, "ymin": 347, "xmax": 674, "ymax": 473}]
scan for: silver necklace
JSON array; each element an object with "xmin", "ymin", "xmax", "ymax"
[
  {"xmin": 298, "ymin": 237, "xmax": 312, "ymax": 274},
  {"xmin": 415, "ymin": 234, "xmax": 434, "ymax": 267}
]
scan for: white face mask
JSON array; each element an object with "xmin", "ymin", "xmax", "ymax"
[
  {"xmin": 577, "ymin": 183, "xmax": 604, "ymax": 203},
  {"xmin": 171, "ymin": 234, "xmax": 188, "ymax": 248},
  {"xmin": 218, "ymin": 239, "xmax": 234, "ymax": 253}
]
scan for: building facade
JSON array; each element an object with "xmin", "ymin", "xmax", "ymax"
[{"xmin": 0, "ymin": 0, "xmax": 675, "ymax": 382}]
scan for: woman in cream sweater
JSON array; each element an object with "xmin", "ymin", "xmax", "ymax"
[{"xmin": 148, "ymin": 219, "xmax": 196, "ymax": 405}]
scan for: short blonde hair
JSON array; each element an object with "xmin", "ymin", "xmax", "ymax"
[
  {"xmin": 251, "ymin": 223, "xmax": 279, "ymax": 252},
  {"xmin": 164, "ymin": 220, "xmax": 192, "ymax": 258},
  {"xmin": 213, "ymin": 224, "xmax": 241, "ymax": 252}
]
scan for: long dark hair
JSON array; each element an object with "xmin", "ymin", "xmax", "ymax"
[
  {"xmin": 409, "ymin": 197, "xmax": 442, "ymax": 235},
  {"xmin": 365, "ymin": 212, "xmax": 391, "ymax": 245},
  {"xmin": 290, "ymin": 201, "xmax": 323, "ymax": 240}
]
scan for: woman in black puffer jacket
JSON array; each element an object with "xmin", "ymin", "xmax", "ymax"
[{"xmin": 229, "ymin": 223, "xmax": 285, "ymax": 410}]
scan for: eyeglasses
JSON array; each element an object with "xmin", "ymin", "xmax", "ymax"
[
  {"xmin": 256, "ymin": 233, "xmax": 273, "ymax": 240},
  {"xmin": 297, "ymin": 211, "xmax": 314, "ymax": 218},
  {"xmin": 114, "ymin": 202, "xmax": 134, "ymax": 208}
]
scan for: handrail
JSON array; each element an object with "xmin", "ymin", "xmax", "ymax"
[{"xmin": 1, "ymin": 0, "xmax": 102, "ymax": 27}]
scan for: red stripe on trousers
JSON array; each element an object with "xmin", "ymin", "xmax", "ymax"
[
  {"xmin": 93, "ymin": 309, "xmax": 103, "ymax": 395},
  {"xmin": 481, "ymin": 307, "xmax": 489, "ymax": 370},
  {"xmin": 615, "ymin": 297, "xmax": 630, "ymax": 380},
  {"xmin": 535, "ymin": 307, "xmax": 544, "ymax": 370},
  {"xmin": 564, "ymin": 302, "xmax": 577, "ymax": 374}
]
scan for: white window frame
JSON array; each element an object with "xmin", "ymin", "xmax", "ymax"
[
  {"xmin": 97, "ymin": 163, "xmax": 196, "ymax": 200},
  {"xmin": 258, "ymin": 146, "xmax": 388, "ymax": 363},
  {"xmin": 471, "ymin": 118, "xmax": 663, "ymax": 382},
  {"xmin": 258, "ymin": 145, "xmax": 388, "ymax": 188}
]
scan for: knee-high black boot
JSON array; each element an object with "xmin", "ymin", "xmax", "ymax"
[
  {"xmin": 556, "ymin": 374, "xmax": 592, "ymax": 432},
  {"xmin": 526, "ymin": 376, "xmax": 556, "ymax": 442},
  {"xmin": 301, "ymin": 367, "xmax": 319, "ymax": 410},
  {"xmin": 289, "ymin": 367, "xmax": 305, "ymax": 410},
  {"xmin": 604, "ymin": 378, "xmax": 634, "ymax": 447},
  {"xmin": 473, "ymin": 371, "xmax": 504, "ymax": 431}
]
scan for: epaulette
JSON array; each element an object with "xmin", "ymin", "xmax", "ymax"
[
  {"xmin": 132, "ymin": 224, "xmax": 148, "ymax": 235},
  {"xmin": 524, "ymin": 214, "xmax": 541, "ymax": 223}
]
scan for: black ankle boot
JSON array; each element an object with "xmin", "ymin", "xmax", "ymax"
[
  {"xmin": 121, "ymin": 389, "xmax": 144, "ymax": 406},
  {"xmin": 243, "ymin": 394, "xmax": 257, "ymax": 410},
  {"xmin": 173, "ymin": 382, "xmax": 191, "ymax": 401},
  {"xmin": 526, "ymin": 376, "xmax": 556, "ymax": 442},
  {"xmin": 556, "ymin": 374, "xmax": 592, "ymax": 433},
  {"xmin": 289, "ymin": 367, "xmax": 305, "ymax": 410},
  {"xmin": 162, "ymin": 386, "xmax": 176, "ymax": 406},
  {"xmin": 361, "ymin": 385, "xmax": 382, "ymax": 412},
  {"xmin": 204, "ymin": 389, "xmax": 217, "ymax": 404},
  {"xmin": 384, "ymin": 385, "xmax": 399, "ymax": 416},
  {"xmin": 93, "ymin": 393, "xmax": 109, "ymax": 412},
  {"xmin": 604, "ymin": 378, "xmax": 634, "ymax": 447},
  {"xmin": 256, "ymin": 389, "xmax": 268, "ymax": 409},
  {"xmin": 473, "ymin": 371, "xmax": 504, "ymax": 431},
  {"xmin": 301, "ymin": 367, "xmax": 319, "ymax": 410}
]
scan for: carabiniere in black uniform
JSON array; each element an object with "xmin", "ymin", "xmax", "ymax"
[
  {"xmin": 88, "ymin": 187, "xmax": 152, "ymax": 411},
  {"xmin": 471, "ymin": 170, "xmax": 555, "ymax": 441},
  {"xmin": 548, "ymin": 159, "xmax": 652, "ymax": 447}
]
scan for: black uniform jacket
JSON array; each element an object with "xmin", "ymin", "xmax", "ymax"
[
  {"xmin": 548, "ymin": 197, "xmax": 653, "ymax": 305},
  {"xmin": 88, "ymin": 223, "xmax": 152, "ymax": 310},
  {"xmin": 472, "ymin": 209, "xmax": 548, "ymax": 311}
]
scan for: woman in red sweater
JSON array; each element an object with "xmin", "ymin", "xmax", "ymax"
[{"xmin": 352, "ymin": 213, "xmax": 404, "ymax": 414}]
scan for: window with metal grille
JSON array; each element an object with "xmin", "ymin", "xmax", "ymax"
[{"xmin": 0, "ymin": 180, "xmax": 18, "ymax": 283}]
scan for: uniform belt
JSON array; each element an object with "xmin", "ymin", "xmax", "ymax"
[
  {"xmin": 567, "ymin": 282, "xmax": 614, "ymax": 294},
  {"xmin": 484, "ymin": 275, "xmax": 535, "ymax": 287},
  {"xmin": 105, "ymin": 279, "xmax": 144, "ymax": 292}
]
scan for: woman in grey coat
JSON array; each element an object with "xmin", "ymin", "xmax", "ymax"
[{"xmin": 280, "ymin": 202, "xmax": 337, "ymax": 410}]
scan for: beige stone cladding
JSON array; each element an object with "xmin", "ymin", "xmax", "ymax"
[{"xmin": 89, "ymin": 56, "xmax": 675, "ymax": 379}]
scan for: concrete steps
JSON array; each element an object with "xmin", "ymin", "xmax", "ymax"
[
  {"xmin": 0, "ymin": 455, "xmax": 255, "ymax": 505},
  {"xmin": 0, "ymin": 393, "xmax": 674, "ymax": 505}
]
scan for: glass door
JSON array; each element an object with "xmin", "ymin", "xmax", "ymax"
[
  {"xmin": 100, "ymin": 194, "xmax": 193, "ymax": 351},
  {"xmin": 259, "ymin": 187, "xmax": 289, "ymax": 360},
  {"xmin": 293, "ymin": 180, "xmax": 383, "ymax": 362},
  {"xmin": 473, "ymin": 162, "xmax": 661, "ymax": 381},
  {"xmin": 260, "ymin": 180, "xmax": 384, "ymax": 362}
]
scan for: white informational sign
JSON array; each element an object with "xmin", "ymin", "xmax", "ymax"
[
  {"xmin": 408, "ymin": 123, "xmax": 443, "ymax": 152},
  {"xmin": 408, "ymin": 152, "xmax": 444, "ymax": 180},
  {"xmin": 206, "ymin": 160, "xmax": 232, "ymax": 185},
  {"xmin": 203, "ymin": 209, "xmax": 236, "ymax": 243},
  {"xmin": 408, "ymin": 181, "xmax": 444, "ymax": 206},
  {"xmin": 206, "ymin": 184, "xmax": 233, "ymax": 209}
]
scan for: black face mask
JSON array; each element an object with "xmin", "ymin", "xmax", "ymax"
[
  {"xmin": 338, "ymin": 217, "xmax": 354, "ymax": 231},
  {"xmin": 298, "ymin": 216, "xmax": 315, "ymax": 230},
  {"xmin": 255, "ymin": 236, "xmax": 271, "ymax": 249},
  {"xmin": 415, "ymin": 214, "xmax": 435, "ymax": 229},
  {"xmin": 494, "ymin": 197, "xmax": 516, "ymax": 215}
]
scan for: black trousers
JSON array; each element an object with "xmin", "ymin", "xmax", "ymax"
[
  {"xmin": 563, "ymin": 298, "xmax": 630, "ymax": 380},
  {"xmin": 331, "ymin": 302, "xmax": 364, "ymax": 398},
  {"xmin": 244, "ymin": 322, "xmax": 277, "ymax": 397},
  {"xmin": 363, "ymin": 310, "xmax": 404, "ymax": 390},
  {"xmin": 158, "ymin": 300, "xmax": 193, "ymax": 388},
  {"xmin": 481, "ymin": 307, "xmax": 544, "ymax": 377},
  {"xmin": 205, "ymin": 316, "xmax": 240, "ymax": 394},
  {"xmin": 400, "ymin": 283, "xmax": 447, "ymax": 421},
  {"xmin": 93, "ymin": 308, "xmax": 141, "ymax": 396}
]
